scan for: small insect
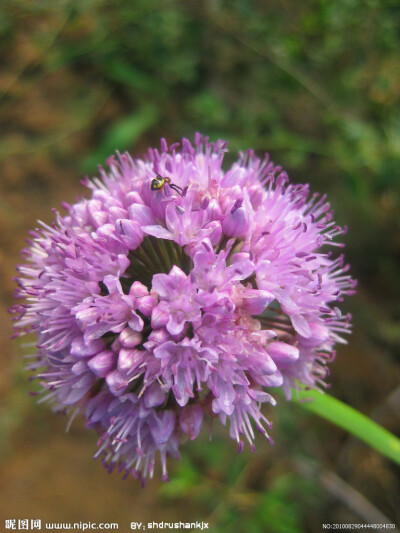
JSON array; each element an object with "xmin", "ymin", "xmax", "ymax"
[{"xmin": 151, "ymin": 172, "xmax": 183, "ymax": 195}]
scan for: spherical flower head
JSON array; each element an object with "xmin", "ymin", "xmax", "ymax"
[{"xmin": 11, "ymin": 133, "xmax": 356, "ymax": 483}]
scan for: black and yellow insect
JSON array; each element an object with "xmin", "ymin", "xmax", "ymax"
[{"xmin": 151, "ymin": 173, "xmax": 183, "ymax": 195}]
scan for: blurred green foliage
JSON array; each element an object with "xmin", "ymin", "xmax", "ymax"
[
  {"xmin": 160, "ymin": 431, "xmax": 322, "ymax": 533},
  {"xmin": 1, "ymin": 0, "xmax": 400, "ymax": 530}
]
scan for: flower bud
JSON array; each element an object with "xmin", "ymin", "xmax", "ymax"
[
  {"xmin": 106, "ymin": 369, "xmax": 128, "ymax": 396},
  {"xmin": 267, "ymin": 342, "xmax": 299, "ymax": 369},
  {"xmin": 88, "ymin": 350, "xmax": 116, "ymax": 378},
  {"xmin": 244, "ymin": 289, "xmax": 275, "ymax": 315},
  {"xmin": 116, "ymin": 219, "xmax": 142, "ymax": 249},
  {"xmin": 93, "ymin": 223, "xmax": 127, "ymax": 254},
  {"xmin": 130, "ymin": 281, "xmax": 149, "ymax": 298},
  {"xmin": 70, "ymin": 337, "xmax": 105, "ymax": 358},
  {"xmin": 119, "ymin": 328, "xmax": 142, "ymax": 348},
  {"xmin": 222, "ymin": 199, "xmax": 250, "ymax": 238},
  {"xmin": 136, "ymin": 295, "xmax": 158, "ymax": 316},
  {"xmin": 117, "ymin": 348, "xmax": 142, "ymax": 372}
]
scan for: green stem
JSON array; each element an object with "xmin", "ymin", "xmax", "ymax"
[
  {"xmin": 287, "ymin": 387, "xmax": 400, "ymax": 466},
  {"xmin": 141, "ymin": 237, "xmax": 165, "ymax": 273},
  {"xmin": 152, "ymin": 237, "xmax": 172, "ymax": 272}
]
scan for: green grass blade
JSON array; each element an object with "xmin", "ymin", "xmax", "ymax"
[{"xmin": 290, "ymin": 388, "xmax": 400, "ymax": 466}]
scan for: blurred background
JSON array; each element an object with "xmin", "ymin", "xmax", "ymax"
[{"xmin": 0, "ymin": 1, "xmax": 399, "ymax": 531}]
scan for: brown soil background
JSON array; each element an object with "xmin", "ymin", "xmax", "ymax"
[{"xmin": 1, "ymin": 3, "xmax": 399, "ymax": 532}]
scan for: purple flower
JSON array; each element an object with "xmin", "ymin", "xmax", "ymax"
[{"xmin": 11, "ymin": 134, "xmax": 356, "ymax": 483}]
